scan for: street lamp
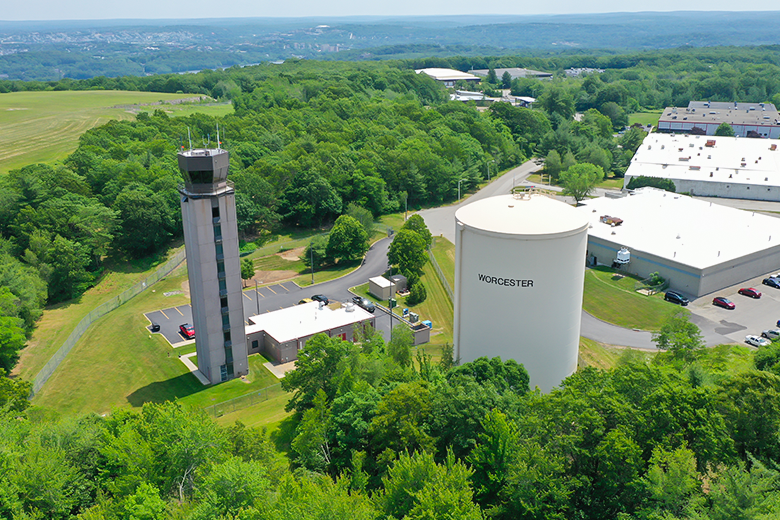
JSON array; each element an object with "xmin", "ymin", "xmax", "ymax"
[
  {"xmin": 458, "ymin": 178, "xmax": 466, "ymax": 200},
  {"xmin": 485, "ymin": 159, "xmax": 496, "ymax": 181}
]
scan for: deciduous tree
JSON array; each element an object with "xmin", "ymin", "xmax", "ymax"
[{"xmin": 559, "ymin": 163, "xmax": 604, "ymax": 204}]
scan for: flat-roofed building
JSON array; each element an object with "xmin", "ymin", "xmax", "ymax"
[
  {"xmin": 579, "ymin": 188, "xmax": 780, "ymax": 297},
  {"xmin": 470, "ymin": 67, "xmax": 552, "ymax": 80},
  {"xmin": 657, "ymin": 101, "xmax": 780, "ymax": 138},
  {"xmin": 624, "ymin": 133, "xmax": 780, "ymax": 201},
  {"xmin": 415, "ymin": 68, "xmax": 480, "ymax": 87},
  {"xmin": 245, "ymin": 301, "xmax": 375, "ymax": 364}
]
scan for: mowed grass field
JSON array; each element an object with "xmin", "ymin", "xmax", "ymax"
[
  {"xmin": 0, "ymin": 90, "xmax": 232, "ymax": 173},
  {"xmin": 583, "ymin": 267, "xmax": 677, "ymax": 330}
]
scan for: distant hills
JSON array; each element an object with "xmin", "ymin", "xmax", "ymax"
[{"xmin": 1, "ymin": 11, "xmax": 780, "ymax": 80}]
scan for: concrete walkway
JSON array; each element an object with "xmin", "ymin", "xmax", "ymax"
[
  {"xmin": 263, "ymin": 360, "xmax": 297, "ymax": 379},
  {"xmin": 179, "ymin": 352, "xmax": 210, "ymax": 385}
]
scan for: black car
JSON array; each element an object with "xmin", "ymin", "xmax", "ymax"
[
  {"xmin": 311, "ymin": 294, "xmax": 329, "ymax": 305},
  {"xmin": 150, "ymin": 322, "xmax": 160, "ymax": 333},
  {"xmin": 764, "ymin": 277, "xmax": 780, "ymax": 289},
  {"xmin": 664, "ymin": 290, "xmax": 689, "ymax": 306},
  {"xmin": 352, "ymin": 296, "xmax": 376, "ymax": 313}
]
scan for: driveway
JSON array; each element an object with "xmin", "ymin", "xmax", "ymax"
[{"xmin": 144, "ymin": 238, "xmax": 397, "ymax": 342}]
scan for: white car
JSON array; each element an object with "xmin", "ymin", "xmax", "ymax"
[
  {"xmin": 746, "ymin": 335, "xmax": 771, "ymax": 348},
  {"xmin": 762, "ymin": 329, "xmax": 780, "ymax": 340}
]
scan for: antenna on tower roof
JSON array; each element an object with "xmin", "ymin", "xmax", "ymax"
[
  {"xmin": 216, "ymin": 123, "xmax": 221, "ymax": 150},
  {"xmin": 187, "ymin": 127, "xmax": 192, "ymax": 150}
]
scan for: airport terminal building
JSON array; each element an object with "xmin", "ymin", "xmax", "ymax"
[
  {"xmin": 579, "ymin": 188, "xmax": 780, "ymax": 297},
  {"xmin": 624, "ymin": 133, "xmax": 780, "ymax": 202}
]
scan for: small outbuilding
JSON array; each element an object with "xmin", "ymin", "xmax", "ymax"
[
  {"xmin": 389, "ymin": 274, "xmax": 408, "ymax": 293},
  {"xmin": 369, "ymin": 276, "xmax": 395, "ymax": 300},
  {"xmin": 245, "ymin": 302, "xmax": 375, "ymax": 364}
]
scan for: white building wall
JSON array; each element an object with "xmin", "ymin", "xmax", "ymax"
[{"xmin": 454, "ymin": 205, "xmax": 588, "ymax": 393}]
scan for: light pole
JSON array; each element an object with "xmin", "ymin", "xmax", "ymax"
[
  {"xmin": 485, "ymin": 159, "xmax": 496, "ymax": 181},
  {"xmin": 310, "ymin": 244, "xmax": 315, "ymax": 285},
  {"xmin": 254, "ymin": 279, "xmax": 259, "ymax": 314},
  {"xmin": 458, "ymin": 178, "xmax": 466, "ymax": 200}
]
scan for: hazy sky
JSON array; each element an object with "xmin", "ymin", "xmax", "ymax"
[{"xmin": 2, "ymin": 1, "xmax": 777, "ymax": 21}]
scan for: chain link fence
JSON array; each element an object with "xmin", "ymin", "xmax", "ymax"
[
  {"xmin": 427, "ymin": 242, "xmax": 453, "ymax": 303},
  {"xmin": 203, "ymin": 383, "xmax": 284, "ymax": 418},
  {"xmin": 30, "ymin": 249, "xmax": 187, "ymax": 397}
]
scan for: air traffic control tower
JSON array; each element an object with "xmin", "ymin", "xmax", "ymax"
[{"xmin": 178, "ymin": 148, "xmax": 248, "ymax": 384}]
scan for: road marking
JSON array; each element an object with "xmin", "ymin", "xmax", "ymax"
[
  {"xmin": 243, "ymin": 292, "xmax": 252, "ymax": 300},
  {"xmin": 175, "ymin": 307, "xmax": 184, "ymax": 316},
  {"xmin": 267, "ymin": 286, "xmax": 277, "ymax": 295},
  {"xmin": 279, "ymin": 283, "xmax": 289, "ymax": 292},
  {"xmin": 160, "ymin": 309, "xmax": 169, "ymax": 319}
]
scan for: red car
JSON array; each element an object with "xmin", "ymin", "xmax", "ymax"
[
  {"xmin": 179, "ymin": 323, "xmax": 195, "ymax": 339},
  {"xmin": 713, "ymin": 297, "xmax": 735, "ymax": 310},
  {"xmin": 738, "ymin": 287, "xmax": 762, "ymax": 299}
]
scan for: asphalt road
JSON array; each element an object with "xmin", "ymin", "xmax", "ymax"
[{"xmin": 144, "ymin": 238, "xmax": 397, "ymax": 344}]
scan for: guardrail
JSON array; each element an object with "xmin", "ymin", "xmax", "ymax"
[{"xmin": 30, "ymin": 249, "xmax": 187, "ymax": 396}]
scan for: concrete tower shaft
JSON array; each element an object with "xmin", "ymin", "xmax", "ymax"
[{"xmin": 178, "ymin": 148, "xmax": 248, "ymax": 384}]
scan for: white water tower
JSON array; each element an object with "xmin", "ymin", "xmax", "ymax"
[{"xmin": 453, "ymin": 191, "xmax": 589, "ymax": 392}]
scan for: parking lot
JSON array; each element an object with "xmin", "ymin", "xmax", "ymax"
[
  {"xmin": 143, "ymin": 280, "xmax": 400, "ymax": 347},
  {"xmin": 688, "ymin": 273, "xmax": 780, "ymax": 346}
]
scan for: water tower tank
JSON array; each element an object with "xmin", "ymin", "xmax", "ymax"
[{"xmin": 454, "ymin": 192, "xmax": 589, "ymax": 392}]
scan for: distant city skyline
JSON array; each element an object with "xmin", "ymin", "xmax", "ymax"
[{"xmin": 1, "ymin": 1, "xmax": 778, "ymax": 22}]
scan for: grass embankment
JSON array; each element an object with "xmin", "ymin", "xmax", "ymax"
[
  {"xmin": 629, "ymin": 110, "xmax": 662, "ymax": 127},
  {"xmin": 0, "ymin": 90, "xmax": 232, "ymax": 173},
  {"xmin": 579, "ymin": 337, "xmax": 655, "ymax": 369},
  {"xmin": 15, "ymin": 246, "xmax": 185, "ymax": 381},
  {"xmin": 583, "ymin": 266, "xmax": 677, "ymax": 331},
  {"xmin": 32, "ymin": 263, "xmax": 282, "ymax": 416},
  {"xmin": 526, "ymin": 172, "xmax": 624, "ymax": 191}
]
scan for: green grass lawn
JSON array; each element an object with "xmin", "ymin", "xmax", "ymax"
[
  {"xmin": 30, "ymin": 266, "xmax": 278, "ymax": 417},
  {"xmin": 430, "ymin": 237, "xmax": 455, "ymax": 290},
  {"xmin": 629, "ymin": 110, "xmax": 662, "ymax": 127},
  {"xmin": 579, "ymin": 337, "xmax": 656, "ymax": 370},
  {"xmin": 0, "ymin": 91, "xmax": 232, "ymax": 173},
  {"xmin": 15, "ymin": 245, "xmax": 186, "ymax": 381},
  {"xmin": 527, "ymin": 172, "xmax": 624, "ymax": 190},
  {"xmin": 583, "ymin": 267, "xmax": 677, "ymax": 331}
]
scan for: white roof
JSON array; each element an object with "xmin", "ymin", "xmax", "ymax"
[
  {"xmin": 369, "ymin": 276, "xmax": 392, "ymax": 288},
  {"xmin": 246, "ymin": 302, "xmax": 373, "ymax": 344},
  {"xmin": 415, "ymin": 68, "xmax": 480, "ymax": 81},
  {"xmin": 579, "ymin": 188, "xmax": 780, "ymax": 269},
  {"xmin": 626, "ymin": 134, "xmax": 780, "ymax": 187},
  {"xmin": 456, "ymin": 193, "xmax": 589, "ymax": 237}
]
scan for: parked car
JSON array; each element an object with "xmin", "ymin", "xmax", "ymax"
[
  {"xmin": 150, "ymin": 322, "xmax": 160, "ymax": 333},
  {"xmin": 763, "ymin": 277, "xmax": 780, "ymax": 289},
  {"xmin": 311, "ymin": 294, "xmax": 329, "ymax": 305},
  {"xmin": 297, "ymin": 298, "xmax": 313, "ymax": 305},
  {"xmin": 179, "ymin": 323, "xmax": 195, "ymax": 339},
  {"xmin": 664, "ymin": 290, "xmax": 689, "ymax": 306},
  {"xmin": 713, "ymin": 297, "xmax": 735, "ymax": 309},
  {"xmin": 738, "ymin": 287, "xmax": 762, "ymax": 299},
  {"xmin": 352, "ymin": 296, "xmax": 376, "ymax": 313},
  {"xmin": 746, "ymin": 335, "xmax": 771, "ymax": 348},
  {"xmin": 762, "ymin": 329, "xmax": 780, "ymax": 340}
]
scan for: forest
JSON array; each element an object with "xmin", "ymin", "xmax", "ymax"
[{"xmin": 4, "ymin": 329, "xmax": 780, "ymax": 519}]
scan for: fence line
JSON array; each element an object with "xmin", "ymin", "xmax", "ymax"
[
  {"xmin": 203, "ymin": 383, "xmax": 284, "ymax": 418},
  {"xmin": 30, "ymin": 249, "xmax": 187, "ymax": 396},
  {"xmin": 427, "ymin": 242, "xmax": 454, "ymax": 303}
]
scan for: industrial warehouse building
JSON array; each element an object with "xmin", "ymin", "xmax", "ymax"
[
  {"xmin": 657, "ymin": 101, "xmax": 780, "ymax": 138},
  {"xmin": 454, "ymin": 190, "xmax": 589, "ymax": 393},
  {"xmin": 245, "ymin": 301, "xmax": 375, "ymax": 364},
  {"xmin": 579, "ymin": 188, "xmax": 780, "ymax": 297},
  {"xmin": 623, "ymin": 133, "xmax": 780, "ymax": 201},
  {"xmin": 469, "ymin": 67, "xmax": 553, "ymax": 80},
  {"xmin": 415, "ymin": 68, "xmax": 480, "ymax": 87}
]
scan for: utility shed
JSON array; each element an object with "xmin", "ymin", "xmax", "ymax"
[
  {"xmin": 245, "ymin": 302, "xmax": 375, "ymax": 364},
  {"xmin": 579, "ymin": 188, "xmax": 780, "ymax": 297},
  {"xmin": 369, "ymin": 276, "xmax": 395, "ymax": 300}
]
